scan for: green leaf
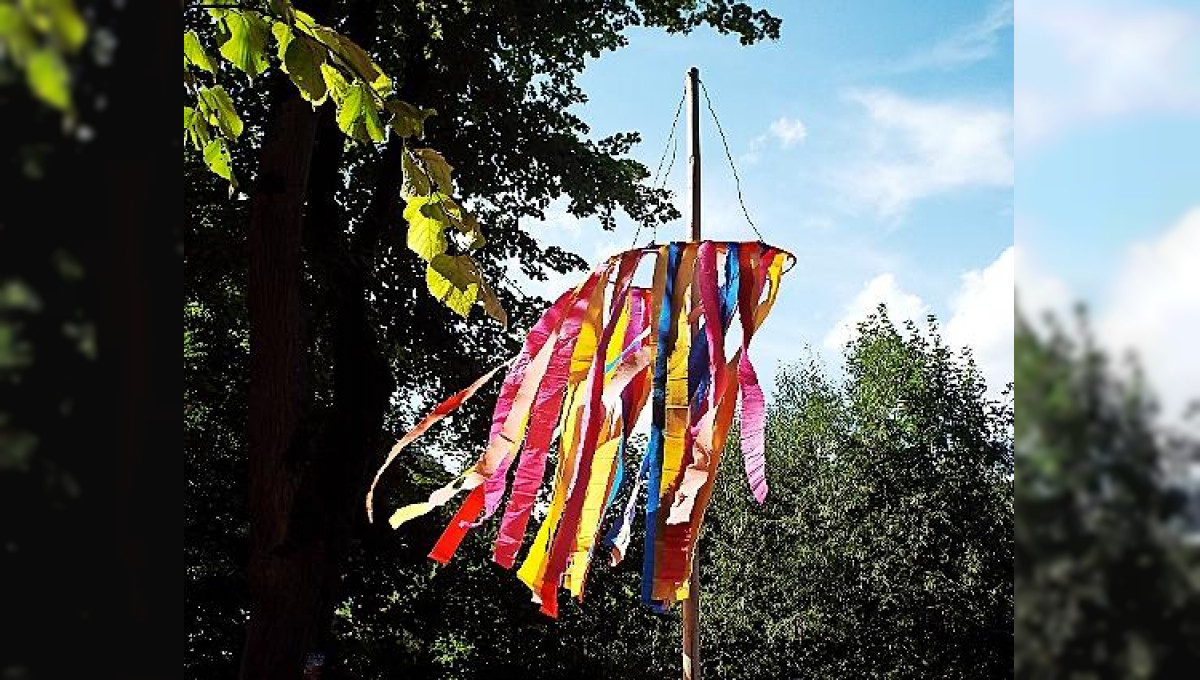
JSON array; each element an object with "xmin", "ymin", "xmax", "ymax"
[
  {"xmin": 385, "ymin": 100, "xmax": 435, "ymax": 138},
  {"xmin": 49, "ymin": 0, "xmax": 88, "ymax": 53},
  {"xmin": 426, "ymin": 254, "xmax": 482, "ymax": 318},
  {"xmin": 26, "ymin": 48, "xmax": 70, "ymax": 111},
  {"xmin": 290, "ymin": 9, "xmax": 318, "ymax": 35},
  {"xmin": 217, "ymin": 10, "xmax": 270, "ymax": 77},
  {"xmin": 183, "ymin": 30, "xmax": 215, "ymax": 73},
  {"xmin": 478, "ymin": 278, "xmax": 508, "ymax": 326},
  {"xmin": 184, "ymin": 106, "xmax": 213, "ymax": 150},
  {"xmin": 413, "ymin": 149, "xmax": 453, "ymax": 195},
  {"xmin": 336, "ymin": 81, "xmax": 386, "ymax": 143},
  {"xmin": 268, "ymin": 0, "xmax": 296, "ymax": 24},
  {"xmin": 401, "ymin": 150, "xmax": 431, "ymax": 198},
  {"xmin": 403, "ymin": 195, "xmax": 449, "ymax": 261},
  {"xmin": 203, "ymin": 137, "xmax": 236, "ymax": 192},
  {"xmin": 274, "ymin": 24, "xmax": 327, "ymax": 103},
  {"xmin": 320, "ymin": 62, "xmax": 351, "ymax": 105},
  {"xmin": 0, "ymin": 6, "xmax": 35, "ymax": 64},
  {"xmin": 311, "ymin": 26, "xmax": 391, "ymax": 95},
  {"xmin": 197, "ymin": 86, "xmax": 243, "ymax": 140}
]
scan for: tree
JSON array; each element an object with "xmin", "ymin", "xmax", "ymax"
[
  {"xmin": 1013, "ymin": 310, "xmax": 1200, "ymax": 678},
  {"xmin": 184, "ymin": 2, "xmax": 781, "ymax": 678},
  {"xmin": 702, "ymin": 308, "xmax": 1014, "ymax": 679}
]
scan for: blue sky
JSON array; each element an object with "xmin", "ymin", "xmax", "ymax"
[
  {"xmin": 517, "ymin": 1, "xmax": 1016, "ymax": 400},
  {"xmin": 1014, "ymin": 0, "xmax": 1200, "ymax": 423}
]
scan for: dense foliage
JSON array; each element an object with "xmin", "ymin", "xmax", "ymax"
[
  {"xmin": 186, "ymin": 292, "xmax": 1018, "ymax": 678},
  {"xmin": 704, "ymin": 310, "xmax": 1015, "ymax": 679}
]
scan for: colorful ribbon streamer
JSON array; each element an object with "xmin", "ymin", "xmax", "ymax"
[{"xmin": 366, "ymin": 241, "xmax": 792, "ymax": 617}]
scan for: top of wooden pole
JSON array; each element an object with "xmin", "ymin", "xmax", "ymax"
[{"xmin": 686, "ymin": 67, "xmax": 701, "ymax": 243}]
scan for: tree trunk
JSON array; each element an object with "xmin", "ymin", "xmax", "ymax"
[
  {"xmin": 240, "ymin": 59, "xmax": 400, "ymax": 680},
  {"xmin": 239, "ymin": 77, "xmax": 322, "ymax": 680},
  {"xmin": 238, "ymin": 4, "xmax": 415, "ymax": 675}
]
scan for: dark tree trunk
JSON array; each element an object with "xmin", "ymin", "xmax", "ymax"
[
  {"xmin": 298, "ymin": 107, "xmax": 398, "ymax": 663},
  {"xmin": 239, "ymin": 77, "xmax": 322, "ymax": 680},
  {"xmin": 237, "ymin": 3, "xmax": 422, "ymax": 675}
]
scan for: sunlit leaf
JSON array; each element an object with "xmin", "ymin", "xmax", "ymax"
[
  {"xmin": 268, "ymin": 0, "xmax": 296, "ymax": 24},
  {"xmin": 198, "ymin": 86, "xmax": 243, "ymax": 140},
  {"xmin": 50, "ymin": 1, "xmax": 87, "ymax": 52},
  {"xmin": 183, "ymin": 30, "xmax": 215, "ymax": 73},
  {"xmin": 413, "ymin": 148, "xmax": 453, "ymax": 195},
  {"xmin": 426, "ymin": 254, "xmax": 482, "ymax": 318},
  {"xmin": 478, "ymin": 278, "xmax": 508, "ymax": 326},
  {"xmin": 385, "ymin": 100, "xmax": 435, "ymax": 138},
  {"xmin": 0, "ymin": 7, "xmax": 35, "ymax": 63},
  {"xmin": 26, "ymin": 47, "xmax": 69, "ymax": 110},
  {"xmin": 273, "ymin": 22, "xmax": 327, "ymax": 103},
  {"xmin": 336, "ymin": 81, "xmax": 386, "ymax": 143},
  {"xmin": 184, "ymin": 105, "xmax": 213, "ymax": 150},
  {"xmin": 203, "ymin": 137, "xmax": 237, "ymax": 192},
  {"xmin": 311, "ymin": 26, "xmax": 391, "ymax": 95},
  {"xmin": 320, "ymin": 62, "xmax": 351, "ymax": 105},
  {"xmin": 217, "ymin": 10, "xmax": 270, "ymax": 77},
  {"xmin": 401, "ymin": 150, "xmax": 432, "ymax": 198},
  {"xmin": 403, "ymin": 195, "xmax": 449, "ymax": 260}
]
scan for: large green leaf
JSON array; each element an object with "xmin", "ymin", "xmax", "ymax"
[
  {"xmin": 320, "ymin": 62, "xmax": 351, "ymax": 105},
  {"xmin": 197, "ymin": 86, "xmax": 242, "ymax": 140},
  {"xmin": 413, "ymin": 148, "xmax": 453, "ymax": 195},
  {"xmin": 183, "ymin": 30, "xmax": 215, "ymax": 73},
  {"xmin": 426, "ymin": 254, "xmax": 482, "ymax": 318},
  {"xmin": 400, "ymin": 150, "xmax": 432, "ymax": 198},
  {"xmin": 184, "ymin": 106, "xmax": 213, "ymax": 150},
  {"xmin": 311, "ymin": 26, "xmax": 391, "ymax": 95},
  {"xmin": 403, "ymin": 196, "xmax": 449, "ymax": 261},
  {"xmin": 273, "ymin": 22, "xmax": 327, "ymax": 103},
  {"xmin": 284, "ymin": 35, "xmax": 328, "ymax": 103},
  {"xmin": 478, "ymin": 278, "xmax": 508, "ymax": 326},
  {"xmin": 0, "ymin": 6, "xmax": 35, "ymax": 64},
  {"xmin": 26, "ymin": 47, "xmax": 69, "ymax": 110},
  {"xmin": 268, "ymin": 0, "xmax": 296, "ymax": 24},
  {"xmin": 35, "ymin": 0, "xmax": 87, "ymax": 52},
  {"xmin": 217, "ymin": 10, "xmax": 269, "ymax": 77},
  {"xmin": 385, "ymin": 100, "xmax": 435, "ymax": 138},
  {"xmin": 203, "ymin": 137, "xmax": 236, "ymax": 193},
  {"xmin": 336, "ymin": 81, "xmax": 386, "ymax": 143}
]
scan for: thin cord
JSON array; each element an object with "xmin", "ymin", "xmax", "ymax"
[
  {"xmin": 699, "ymin": 78, "xmax": 764, "ymax": 241},
  {"xmin": 633, "ymin": 88, "xmax": 685, "ymax": 247}
]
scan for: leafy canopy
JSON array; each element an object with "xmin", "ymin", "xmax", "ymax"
[{"xmin": 182, "ymin": 0, "xmax": 503, "ymax": 323}]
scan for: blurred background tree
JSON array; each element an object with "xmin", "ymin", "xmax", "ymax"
[{"xmin": 1014, "ymin": 310, "xmax": 1200, "ymax": 679}]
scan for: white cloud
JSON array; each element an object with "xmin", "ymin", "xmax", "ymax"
[
  {"xmin": 836, "ymin": 89, "xmax": 1013, "ymax": 217},
  {"xmin": 1098, "ymin": 207, "xmax": 1200, "ymax": 421},
  {"xmin": 945, "ymin": 247, "xmax": 1015, "ymax": 395},
  {"xmin": 897, "ymin": 0, "xmax": 1013, "ymax": 71},
  {"xmin": 1017, "ymin": 0, "xmax": 1200, "ymax": 148},
  {"xmin": 768, "ymin": 117, "xmax": 808, "ymax": 147},
  {"xmin": 823, "ymin": 273, "xmax": 930, "ymax": 352},
  {"xmin": 824, "ymin": 248, "xmax": 1016, "ymax": 398},
  {"xmin": 739, "ymin": 115, "xmax": 808, "ymax": 165}
]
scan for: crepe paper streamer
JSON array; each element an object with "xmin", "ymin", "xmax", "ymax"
[
  {"xmin": 364, "ymin": 359, "xmax": 511, "ymax": 524},
  {"xmin": 366, "ymin": 241, "xmax": 794, "ymax": 616}
]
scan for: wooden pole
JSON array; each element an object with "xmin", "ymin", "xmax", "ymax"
[
  {"xmin": 686, "ymin": 67, "xmax": 702, "ymax": 243},
  {"xmin": 682, "ymin": 65, "xmax": 702, "ymax": 680}
]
